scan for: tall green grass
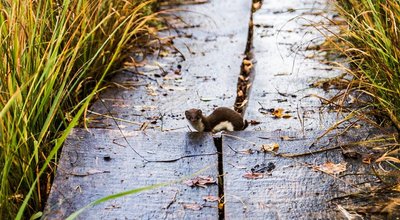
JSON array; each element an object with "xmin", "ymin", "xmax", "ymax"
[
  {"xmin": 0, "ymin": 0, "xmax": 158, "ymax": 218},
  {"xmin": 333, "ymin": 1, "xmax": 400, "ymax": 214},
  {"xmin": 335, "ymin": 0, "xmax": 400, "ymax": 130}
]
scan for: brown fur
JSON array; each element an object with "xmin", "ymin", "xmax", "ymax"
[{"xmin": 185, "ymin": 107, "xmax": 247, "ymax": 132}]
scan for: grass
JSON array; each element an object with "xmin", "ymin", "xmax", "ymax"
[
  {"xmin": 330, "ymin": 0, "xmax": 400, "ymax": 216},
  {"xmin": 0, "ymin": 0, "xmax": 160, "ymax": 218},
  {"xmin": 334, "ymin": 0, "xmax": 400, "ymax": 131}
]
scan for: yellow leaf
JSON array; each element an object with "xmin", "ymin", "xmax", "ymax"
[
  {"xmin": 243, "ymin": 59, "xmax": 252, "ymax": 66},
  {"xmin": 183, "ymin": 203, "xmax": 202, "ymax": 211},
  {"xmin": 272, "ymin": 108, "xmax": 284, "ymax": 118},
  {"xmin": 253, "ymin": 2, "xmax": 261, "ymax": 10},
  {"xmin": 260, "ymin": 143, "xmax": 279, "ymax": 153}
]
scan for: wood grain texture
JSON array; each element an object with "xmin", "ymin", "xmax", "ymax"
[
  {"xmin": 43, "ymin": 129, "xmax": 218, "ymax": 219},
  {"xmin": 88, "ymin": 0, "xmax": 252, "ymax": 132},
  {"xmin": 222, "ymin": 131, "xmax": 379, "ymax": 220},
  {"xmin": 245, "ymin": 0, "xmax": 348, "ymax": 132}
]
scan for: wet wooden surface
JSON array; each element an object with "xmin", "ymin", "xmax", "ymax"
[
  {"xmin": 245, "ymin": 0, "xmax": 349, "ymax": 133},
  {"xmin": 43, "ymin": 130, "xmax": 218, "ymax": 219},
  {"xmin": 88, "ymin": 0, "xmax": 252, "ymax": 132},
  {"xmin": 43, "ymin": 0, "xmax": 399, "ymax": 219},
  {"xmin": 222, "ymin": 131, "xmax": 378, "ymax": 219}
]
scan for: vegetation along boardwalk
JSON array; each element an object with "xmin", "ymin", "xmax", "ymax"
[{"xmin": 44, "ymin": 0, "xmax": 399, "ymax": 219}]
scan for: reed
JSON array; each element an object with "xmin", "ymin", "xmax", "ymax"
[
  {"xmin": 335, "ymin": 0, "xmax": 400, "ymax": 130},
  {"xmin": 0, "ymin": 0, "xmax": 158, "ymax": 218},
  {"xmin": 333, "ymin": 0, "xmax": 400, "ymax": 215}
]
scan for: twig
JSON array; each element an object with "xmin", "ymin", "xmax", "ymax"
[
  {"xmin": 222, "ymin": 133, "xmax": 257, "ymax": 146},
  {"xmin": 146, "ymin": 152, "xmax": 218, "ymax": 163},
  {"xmin": 279, "ymin": 145, "xmax": 340, "ymax": 158},
  {"xmin": 165, "ymin": 190, "xmax": 178, "ymax": 209},
  {"xmin": 99, "ymin": 98, "xmax": 149, "ymax": 162},
  {"xmin": 87, "ymin": 110, "xmax": 145, "ymax": 126},
  {"xmin": 296, "ymin": 103, "xmax": 305, "ymax": 137},
  {"xmin": 226, "ymin": 144, "xmax": 239, "ymax": 154}
]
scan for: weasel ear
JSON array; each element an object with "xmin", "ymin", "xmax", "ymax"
[
  {"xmin": 196, "ymin": 109, "xmax": 202, "ymax": 115},
  {"xmin": 185, "ymin": 110, "xmax": 189, "ymax": 116}
]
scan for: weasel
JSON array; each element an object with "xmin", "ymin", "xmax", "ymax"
[{"xmin": 185, "ymin": 107, "xmax": 248, "ymax": 132}]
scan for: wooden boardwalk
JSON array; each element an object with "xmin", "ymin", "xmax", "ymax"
[
  {"xmin": 43, "ymin": 0, "xmax": 398, "ymax": 219},
  {"xmin": 44, "ymin": 130, "xmax": 219, "ymax": 219}
]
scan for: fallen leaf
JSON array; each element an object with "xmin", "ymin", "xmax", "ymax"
[
  {"xmin": 243, "ymin": 172, "xmax": 264, "ymax": 179},
  {"xmin": 252, "ymin": 2, "xmax": 261, "ymax": 10},
  {"xmin": 242, "ymin": 59, "xmax": 253, "ymax": 74},
  {"xmin": 174, "ymin": 69, "xmax": 181, "ymax": 75},
  {"xmin": 183, "ymin": 203, "xmax": 202, "ymax": 211},
  {"xmin": 146, "ymin": 85, "xmax": 158, "ymax": 96},
  {"xmin": 260, "ymin": 143, "xmax": 279, "ymax": 153},
  {"xmin": 362, "ymin": 155, "xmax": 372, "ymax": 164},
  {"xmin": 184, "ymin": 176, "xmax": 216, "ymax": 188},
  {"xmin": 243, "ymin": 65, "xmax": 252, "ymax": 74},
  {"xmin": 272, "ymin": 108, "xmax": 291, "ymax": 119},
  {"xmin": 202, "ymin": 195, "xmax": 220, "ymax": 202},
  {"xmin": 243, "ymin": 59, "xmax": 252, "ymax": 66},
  {"xmin": 159, "ymin": 50, "xmax": 169, "ymax": 57},
  {"xmin": 314, "ymin": 161, "xmax": 347, "ymax": 175},
  {"xmin": 272, "ymin": 108, "xmax": 284, "ymax": 118}
]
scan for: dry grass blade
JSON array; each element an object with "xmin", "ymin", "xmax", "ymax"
[
  {"xmin": 0, "ymin": 0, "xmax": 161, "ymax": 219},
  {"xmin": 334, "ymin": 0, "xmax": 400, "ymax": 131}
]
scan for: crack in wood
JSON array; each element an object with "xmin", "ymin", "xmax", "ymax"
[
  {"xmin": 213, "ymin": 137, "xmax": 225, "ymax": 220},
  {"xmin": 234, "ymin": 0, "xmax": 259, "ymax": 116}
]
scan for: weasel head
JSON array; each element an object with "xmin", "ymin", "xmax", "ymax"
[{"xmin": 185, "ymin": 108, "xmax": 205, "ymax": 132}]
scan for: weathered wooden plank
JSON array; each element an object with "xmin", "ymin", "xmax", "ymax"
[
  {"xmin": 43, "ymin": 130, "xmax": 218, "ymax": 219},
  {"xmin": 222, "ymin": 131, "xmax": 380, "ymax": 219},
  {"xmin": 245, "ymin": 0, "xmax": 348, "ymax": 132},
  {"xmin": 88, "ymin": 0, "xmax": 252, "ymax": 131}
]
